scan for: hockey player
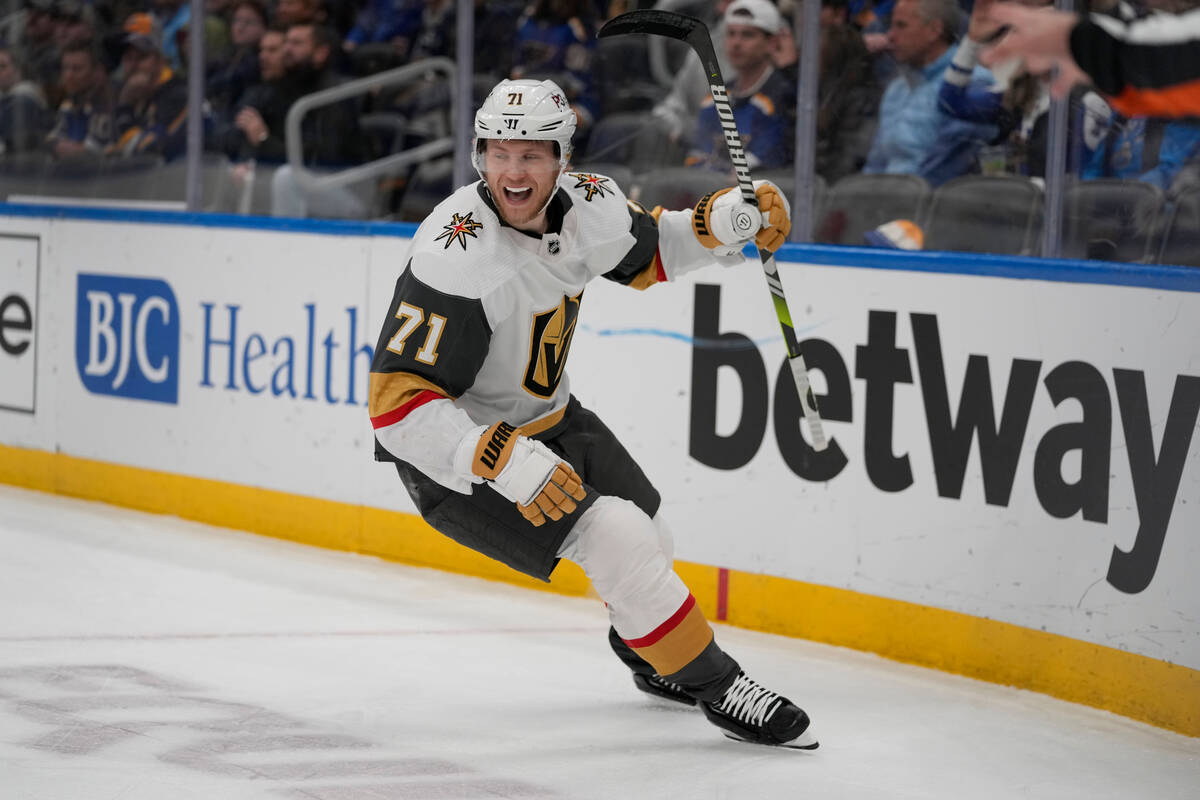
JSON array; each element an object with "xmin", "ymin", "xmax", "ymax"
[{"xmin": 368, "ymin": 77, "xmax": 816, "ymax": 750}]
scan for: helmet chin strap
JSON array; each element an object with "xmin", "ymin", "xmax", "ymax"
[{"xmin": 534, "ymin": 163, "xmax": 569, "ymax": 219}]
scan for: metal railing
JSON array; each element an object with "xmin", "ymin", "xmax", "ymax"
[{"xmin": 284, "ymin": 57, "xmax": 457, "ymax": 194}]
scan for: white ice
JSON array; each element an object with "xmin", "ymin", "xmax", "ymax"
[{"xmin": 1, "ymin": 484, "xmax": 1196, "ymax": 800}]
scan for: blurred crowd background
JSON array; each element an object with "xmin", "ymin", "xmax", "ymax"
[{"xmin": 1, "ymin": 0, "xmax": 1198, "ymax": 265}]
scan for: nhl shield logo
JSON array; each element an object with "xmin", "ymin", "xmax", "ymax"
[{"xmin": 547, "ymin": 239, "xmax": 561, "ymax": 255}]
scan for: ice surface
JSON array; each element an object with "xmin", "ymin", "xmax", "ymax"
[{"xmin": 1, "ymin": 485, "xmax": 1196, "ymax": 799}]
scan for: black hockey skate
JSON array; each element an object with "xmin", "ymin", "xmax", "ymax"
[
  {"xmin": 631, "ymin": 672, "xmax": 697, "ymax": 706},
  {"xmin": 700, "ymin": 671, "xmax": 819, "ymax": 750}
]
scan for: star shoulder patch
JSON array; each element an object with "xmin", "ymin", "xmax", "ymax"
[
  {"xmin": 568, "ymin": 172, "xmax": 613, "ymax": 202},
  {"xmin": 434, "ymin": 211, "xmax": 485, "ymax": 250}
]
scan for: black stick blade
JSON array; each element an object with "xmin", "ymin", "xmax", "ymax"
[{"xmin": 598, "ymin": 9, "xmax": 703, "ymax": 42}]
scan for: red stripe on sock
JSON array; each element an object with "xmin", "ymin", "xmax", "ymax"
[
  {"xmin": 623, "ymin": 594, "xmax": 697, "ymax": 649},
  {"xmin": 370, "ymin": 390, "xmax": 443, "ymax": 429},
  {"xmin": 717, "ymin": 568, "xmax": 729, "ymax": 621}
]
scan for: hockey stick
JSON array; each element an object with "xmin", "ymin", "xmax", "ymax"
[{"xmin": 598, "ymin": 10, "xmax": 828, "ymax": 452}]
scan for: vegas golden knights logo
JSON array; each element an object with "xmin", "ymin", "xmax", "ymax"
[
  {"xmin": 523, "ymin": 293, "xmax": 582, "ymax": 398},
  {"xmin": 568, "ymin": 172, "xmax": 612, "ymax": 202}
]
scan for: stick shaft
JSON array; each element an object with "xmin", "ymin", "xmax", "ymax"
[{"xmin": 601, "ymin": 11, "xmax": 829, "ymax": 451}]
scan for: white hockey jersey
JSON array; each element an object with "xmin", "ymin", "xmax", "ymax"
[{"xmin": 368, "ymin": 171, "xmax": 734, "ymax": 493}]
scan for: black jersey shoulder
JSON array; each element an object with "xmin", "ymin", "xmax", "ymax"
[
  {"xmin": 370, "ymin": 260, "xmax": 493, "ymax": 399},
  {"xmin": 602, "ymin": 199, "xmax": 660, "ymax": 286}
]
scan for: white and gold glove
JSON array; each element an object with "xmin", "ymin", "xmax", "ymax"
[
  {"xmin": 692, "ymin": 179, "xmax": 792, "ymax": 255},
  {"xmin": 456, "ymin": 421, "xmax": 586, "ymax": 526}
]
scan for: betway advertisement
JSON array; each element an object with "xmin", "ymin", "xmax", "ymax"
[
  {"xmin": 0, "ymin": 214, "xmax": 1196, "ymax": 672},
  {"xmin": 570, "ymin": 267, "xmax": 1199, "ymax": 672}
]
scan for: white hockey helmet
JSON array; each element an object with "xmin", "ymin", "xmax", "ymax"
[{"xmin": 472, "ymin": 78, "xmax": 576, "ymax": 174}]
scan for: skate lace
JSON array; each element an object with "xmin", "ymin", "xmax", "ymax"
[{"xmin": 715, "ymin": 674, "xmax": 781, "ymax": 726}]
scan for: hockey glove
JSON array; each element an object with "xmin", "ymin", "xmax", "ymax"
[
  {"xmin": 753, "ymin": 179, "xmax": 792, "ymax": 252},
  {"xmin": 467, "ymin": 421, "xmax": 587, "ymax": 526},
  {"xmin": 692, "ymin": 187, "xmax": 762, "ymax": 257},
  {"xmin": 692, "ymin": 180, "xmax": 792, "ymax": 256}
]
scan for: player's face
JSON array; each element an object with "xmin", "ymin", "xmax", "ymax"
[{"xmin": 482, "ymin": 139, "xmax": 560, "ymax": 232}]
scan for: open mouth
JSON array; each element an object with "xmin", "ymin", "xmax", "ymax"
[{"xmin": 503, "ymin": 186, "xmax": 532, "ymax": 204}]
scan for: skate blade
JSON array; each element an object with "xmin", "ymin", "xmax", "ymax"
[{"xmin": 721, "ymin": 731, "xmax": 820, "ymax": 751}]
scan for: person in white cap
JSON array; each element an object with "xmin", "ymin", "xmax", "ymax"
[
  {"xmin": 687, "ymin": 0, "xmax": 796, "ymax": 171},
  {"xmin": 368, "ymin": 77, "xmax": 818, "ymax": 750}
]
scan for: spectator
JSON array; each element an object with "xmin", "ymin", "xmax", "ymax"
[
  {"xmin": 821, "ymin": 0, "xmax": 848, "ymax": 27},
  {"xmin": 345, "ymin": 0, "xmax": 520, "ymax": 74},
  {"xmin": 109, "ymin": 12, "xmax": 156, "ymax": 88},
  {"xmin": 274, "ymin": 0, "xmax": 322, "ymax": 27},
  {"xmin": 687, "ymin": 0, "xmax": 794, "ymax": 171},
  {"xmin": 53, "ymin": 1, "xmax": 98, "ymax": 50},
  {"xmin": 211, "ymin": 24, "xmax": 287, "ymax": 161},
  {"xmin": 937, "ymin": 0, "xmax": 1099, "ymax": 177},
  {"xmin": 1083, "ymin": 113, "xmax": 1200, "ymax": 192},
  {"xmin": 512, "ymin": 0, "xmax": 600, "ymax": 136},
  {"xmin": 19, "ymin": 0, "xmax": 61, "ymax": 105},
  {"xmin": 848, "ymin": 0, "xmax": 898, "ymax": 85},
  {"xmin": 421, "ymin": 0, "xmax": 524, "ymax": 72},
  {"xmin": 772, "ymin": 6, "xmax": 798, "ymax": 70},
  {"xmin": 278, "ymin": 24, "xmax": 364, "ymax": 163},
  {"xmin": 0, "ymin": 46, "xmax": 50, "ymax": 155},
  {"xmin": 403, "ymin": 0, "xmax": 456, "ymax": 61},
  {"xmin": 259, "ymin": 23, "xmax": 288, "ymax": 84},
  {"xmin": 651, "ymin": 0, "xmax": 735, "ymax": 144},
  {"xmin": 817, "ymin": 23, "xmax": 882, "ymax": 182},
  {"xmin": 108, "ymin": 27, "xmax": 188, "ymax": 160},
  {"xmin": 207, "ymin": 0, "xmax": 267, "ymax": 118},
  {"xmin": 862, "ymin": 0, "xmax": 996, "ymax": 185},
  {"xmin": 474, "ymin": 0, "xmax": 523, "ymax": 78},
  {"xmin": 151, "ymin": 0, "xmax": 191, "ymax": 72},
  {"xmin": 46, "ymin": 42, "xmax": 114, "ymax": 158},
  {"xmin": 850, "ymin": 0, "xmax": 896, "ymax": 31},
  {"xmin": 270, "ymin": 23, "xmax": 370, "ymax": 217},
  {"xmin": 343, "ymin": 0, "xmax": 418, "ymax": 53},
  {"xmin": 173, "ymin": 6, "xmax": 234, "ymax": 80}
]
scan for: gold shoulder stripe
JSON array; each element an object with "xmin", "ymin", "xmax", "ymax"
[{"xmin": 368, "ymin": 372, "xmax": 451, "ymax": 419}]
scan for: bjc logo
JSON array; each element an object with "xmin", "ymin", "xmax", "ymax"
[{"xmin": 75, "ymin": 274, "xmax": 179, "ymax": 404}]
